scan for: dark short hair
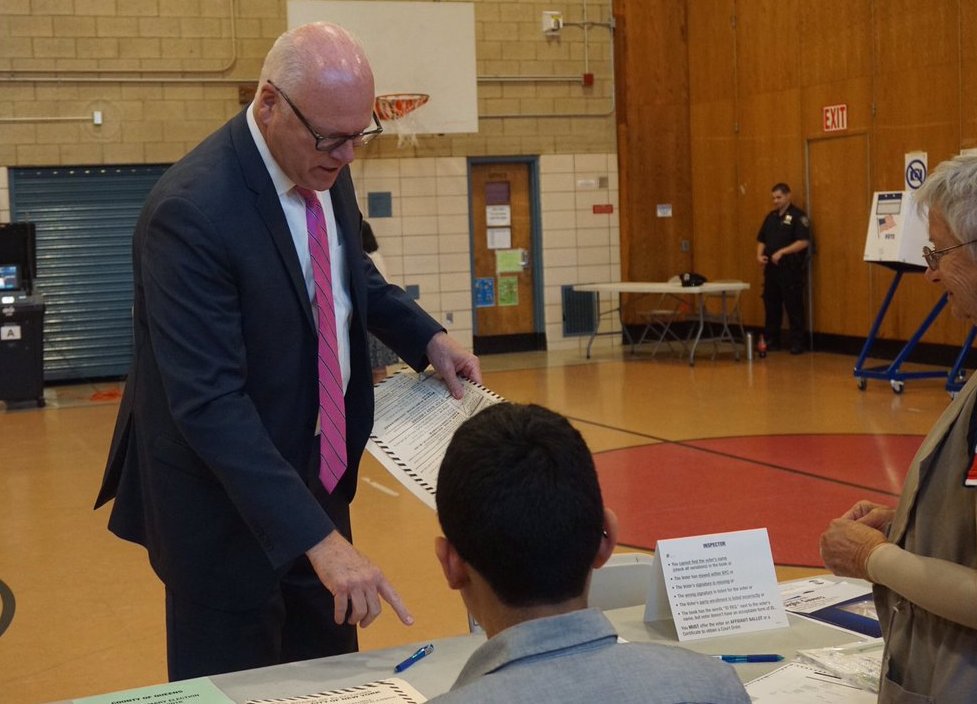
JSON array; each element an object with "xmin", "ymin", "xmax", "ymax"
[
  {"xmin": 436, "ymin": 402, "xmax": 604, "ymax": 607},
  {"xmin": 772, "ymin": 182, "xmax": 791, "ymax": 195}
]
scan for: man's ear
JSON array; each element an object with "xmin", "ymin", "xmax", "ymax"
[
  {"xmin": 255, "ymin": 83, "xmax": 278, "ymax": 125},
  {"xmin": 592, "ymin": 507, "xmax": 619, "ymax": 569},
  {"xmin": 434, "ymin": 536, "xmax": 470, "ymax": 591}
]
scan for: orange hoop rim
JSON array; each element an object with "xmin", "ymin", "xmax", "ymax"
[{"xmin": 374, "ymin": 93, "xmax": 430, "ymax": 121}]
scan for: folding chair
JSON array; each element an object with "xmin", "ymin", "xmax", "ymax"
[
  {"xmin": 698, "ymin": 279, "xmax": 747, "ymax": 360},
  {"xmin": 636, "ymin": 276, "xmax": 689, "ymax": 357}
]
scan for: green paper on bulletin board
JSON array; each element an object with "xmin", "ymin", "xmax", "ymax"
[
  {"xmin": 498, "ymin": 276, "xmax": 519, "ymax": 306},
  {"xmin": 495, "ymin": 249, "xmax": 523, "ymax": 274}
]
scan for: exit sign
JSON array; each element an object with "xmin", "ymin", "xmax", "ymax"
[{"xmin": 823, "ymin": 104, "xmax": 848, "ymax": 132}]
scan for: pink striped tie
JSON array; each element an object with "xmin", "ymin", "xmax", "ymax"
[{"xmin": 295, "ymin": 186, "xmax": 347, "ymax": 493}]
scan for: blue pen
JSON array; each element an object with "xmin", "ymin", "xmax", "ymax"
[
  {"xmin": 713, "ymin": 654, "xmax": 783, "ymax": 663},
  {"xmin": 394, "ymin": 643, "xmax": 434, "ymax": 673}
]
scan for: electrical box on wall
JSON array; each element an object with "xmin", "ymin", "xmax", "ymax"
[{"xmin": 542, "ymin": 11, "xmax": 563, "ymax": 34}]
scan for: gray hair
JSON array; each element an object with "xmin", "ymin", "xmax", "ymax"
[
  {"xmin": 915, "ymin": 154, "xmax": 977, "ymax": 245},
  {"xmin": 258, "ymin": 22, "xmax": 370, "ymax": 95}
]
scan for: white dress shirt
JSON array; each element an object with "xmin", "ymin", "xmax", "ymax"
[{"xmin": 246, "ymin": 104, "xmax": 353, "ymax": 393}]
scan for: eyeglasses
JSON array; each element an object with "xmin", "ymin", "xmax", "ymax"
[
  {"xmin": 922, "ymin": 238, "xmax": 977, "ymax": 270},
  {"xmin": 267, "ymin": 79, "xmax": 383, "ymax": 152}
]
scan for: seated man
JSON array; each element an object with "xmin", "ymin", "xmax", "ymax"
[{"xmin": 431, "ymin": 402, "xmax": 750, "ymax": 704}]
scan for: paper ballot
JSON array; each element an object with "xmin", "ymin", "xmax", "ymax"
[
  {"xmin": 246, "ymin": 678, "xmax": 427, "ymax": 704},
  {"xmin": 367, "ymin": 370, "xmax": 503, "ymax": 509}
]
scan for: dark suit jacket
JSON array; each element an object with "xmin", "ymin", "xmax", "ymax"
[{"xmin": 95, "ymin": 110, "xmax": 443, "ymax": 608}]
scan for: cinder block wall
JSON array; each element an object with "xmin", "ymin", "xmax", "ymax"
[{"xmin": 0, "ymin": 0, "xmax": 621, "ymax": 354}]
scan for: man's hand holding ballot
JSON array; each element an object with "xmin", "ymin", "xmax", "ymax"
[{"xmin": 425, "ymin": 331, "xmax": 482, "ymax": 398}]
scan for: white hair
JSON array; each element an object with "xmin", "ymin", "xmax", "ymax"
[{"xmin": 915, "ymin": 154, "xmax": 977, "ymax": 246}]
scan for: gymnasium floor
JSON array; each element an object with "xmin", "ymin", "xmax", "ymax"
[{"xmin": 0, "ymin": 345, "xmax": 951, "ymax": 703}]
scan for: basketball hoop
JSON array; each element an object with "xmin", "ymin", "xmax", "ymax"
[{"xmin": 374, "ymin": 93, "xmax": 430, "ymax": 148}]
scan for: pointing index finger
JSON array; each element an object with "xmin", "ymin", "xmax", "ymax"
[{"xmin": 379, "ymin": 579, "xmax": 414, "ymax": 626}]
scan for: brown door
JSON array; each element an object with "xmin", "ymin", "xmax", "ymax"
[{"xmin": 469, "ymin": 161, "xmax": 542, "ymax": 354}]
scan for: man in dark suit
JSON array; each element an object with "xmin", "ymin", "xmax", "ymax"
[{"xmin": 95, "ymin": 22, "xmax": 480, "ymax": 680}]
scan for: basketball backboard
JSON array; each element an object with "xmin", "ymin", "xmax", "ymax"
[{"xmin": 287, "ymin": 1, "xmax": 478, "ymax": 135}]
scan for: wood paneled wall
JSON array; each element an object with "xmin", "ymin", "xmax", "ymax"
[
  {"xmin": 615, "ymin": 0, "xmax": 977, "ymax": 346},
  {"xmin": 613, "ymin": 0, "xmax": 693, "ymax": 282}
]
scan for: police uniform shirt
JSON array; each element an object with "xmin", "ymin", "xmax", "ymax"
[{"xmin": 757, "ymin": 204, "xmax": 811, "ymax": 265}]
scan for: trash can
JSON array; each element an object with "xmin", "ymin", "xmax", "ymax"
[{"xmin": 0, "ymin": 292, "xmax": 45, "ymax": 407}]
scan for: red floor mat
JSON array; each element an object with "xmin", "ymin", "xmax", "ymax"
[{"xmin": 595, "ymin": 434, "xmax": 920, "ymax": 567}]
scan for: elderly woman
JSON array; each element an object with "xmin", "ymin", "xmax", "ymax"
[{"xmin": 820, "ymin": 154, "xmax": 977, "ymax": 703}]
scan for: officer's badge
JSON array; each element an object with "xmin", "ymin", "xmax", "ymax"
[{"xmin": 784, "ymin": 214, "xmax": 793, "ymax": 225}]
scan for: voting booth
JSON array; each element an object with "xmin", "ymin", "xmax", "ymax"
[
  {"xmin": 855, "ymin": 191, "xmax": 976, "ymax": 394},
  {"xmin": 0, "ymin": 222, "xmax": 45, "ymax": 407},
  {"xmin": 862, "ymin": 191, "xmax": 929, "ymax": 269},
  {"xmin": 0, "ymin": 294, "xmax": 45, "ymax": 407}
]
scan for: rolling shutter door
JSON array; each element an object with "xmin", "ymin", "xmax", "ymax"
[{"xmin": 10, "ymin": 165, "xmax": 167, "ymax": 381}]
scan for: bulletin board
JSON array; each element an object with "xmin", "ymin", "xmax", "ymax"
[{"xmin": 287, "ymin": 1, "xmax": 478, "ymax": 134}]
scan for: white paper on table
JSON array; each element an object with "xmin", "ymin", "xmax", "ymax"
[
  {"xmin": 367, "ymin": 370, "xmax": 503, "ymax": 509},
  {"xmin": 653, "ymin": 528, "xmax": 789, "ymax": 640},
  {"xmin": 745, "ymin": 662, "xmax": 877, "ymax": 703},
  {"xmin": 781, "ymin": 579, "xmax": 872, "ymax": 614},
  {"xmin": 798, "ymin": 638, "xmax": 884, "ymax": 694},
  {"xmin": 246, "ymin": 678, "xmax": 426, "ymax": 704}
]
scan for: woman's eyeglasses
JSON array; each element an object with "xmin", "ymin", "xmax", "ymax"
[{"xmin": 922, "ymin": 239, "xmax": 977, "ymax": 270}]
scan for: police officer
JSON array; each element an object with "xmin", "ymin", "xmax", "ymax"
[{"xmin": 756, "ymin": 182, "xmax": 810, "ymax": 354}]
